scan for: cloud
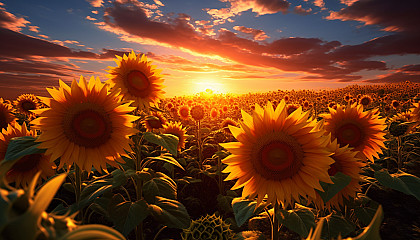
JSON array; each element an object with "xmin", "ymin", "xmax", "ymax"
[
  {"xmin": 327, "ymin": 0, "xmax": 419, "ymax": 33},
  {"xmin": 0, "ymin": 4, "xmax": 30, "ymax": 31},
  {"xmin": 293, "ymin": 5, "xmax": 312, "ymax": 15},
  {"xmin": 86, "ymin": 0, "xmax": 103, "ymax": 8},
  {"xmin": 233, "ymin": 25, "xmax": 269, "ymax": 40},
  {"xmin": 364, "ymin": 64, "xmax": 420, "ymax": 83},
  {"xmin": 86, "ymin": 16, "xmax": 97, "ymax": 21},
  {"xmin": 206, "ymin": 0, "xmax": 290, "ymax": 19},
  {"xmin": 153, "ymin": 0, "xmax": 164, "ymax": 6}
]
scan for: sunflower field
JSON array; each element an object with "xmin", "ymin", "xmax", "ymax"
[{"xmin": 0, "ymin": 51, "xmax": 419, "ymax": 240}]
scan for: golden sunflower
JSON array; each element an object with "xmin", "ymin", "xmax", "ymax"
[
  {"xmin": 106, "ymin": 51, "xmax": 165, "ymax": 110},
  {"xmin": 0, "ymin": 98, "xmax": 15, "ymax": 131},
  {"xmin": 30, "ymin": 76, "xmax": 139, "ymax": 172},
  {"xmin": 220, "ymin": 101, "xmax": 334, "ymax": 207},
  {"xmin": 14, "ymin": 93, "xmax": 39, "ymax": 117},
  {"xmin": 190, "ymin": 105, "xmax": 205, "ymax": 121},
  {"xmin": 359, "ymin": 95, "xmax": 372, "ymax": 107},
  {"xmin": 311, "ymin": 138, "xmax": 364, "ymax": 210},
  {"xmin": 179, "ymin": 105, "xmax": 190, "ymax": 120},
  {"xmin": 411, "ymin": 102, "xmax": 420, "ymax": 122},
  {"xmin": 210, "ymin": 108, "xmax": 218, "ymax": 119},
  {"xmin": 162, "ymin": 121, "xmax": 187, "ymax": 151},
  {"xmin": 0, "ymin": 122, "xmax": 56, "ymax": 187},
  {"xmin": 144, "ymin": 111, "xmax": 167, "ymax": 132},
  {"xmin": 220, "ymin": 118, "xmax": 237, "ymax": 134},
  {"xmin": 322, "ymin": 103, "xmax": 386, "ymax": 162}
]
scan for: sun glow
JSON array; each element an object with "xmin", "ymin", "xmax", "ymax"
[{"xmin": 193, "ymin": 79, "xmax": 227, "ymax": 94}]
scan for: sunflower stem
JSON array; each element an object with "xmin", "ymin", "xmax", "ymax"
[
  {"xmin": 397, "ymin": 135, "xmax": 402, "ymax": 170},
  {"xmin": 216, "ymin": 145, "xmax": 224, "ymax": 195},
  {"xmin": 197, "ymin": 120, "xmax": 203, "ymax": 169},
  {"xmin": 135, "ymin": 133, "xmax": 144, "ymax": 240},
  {"xmin": 74, "ymin": 164, "xmax": 83, "ymax": 221},
  {"xmin": 272, "ymin": 202, "xmax": 280, "ymax": 240}
]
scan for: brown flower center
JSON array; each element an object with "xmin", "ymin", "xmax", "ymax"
[
  {"xmin": 252, "ymin": 132, "xmax": 304, "ymax": 180},
  {"xmin": 63, "ymin": 103, "xmax": 112, "ymax": 148},
  {"xmin": 126, "ymin": 70, "xmax": 150, "ymax": 97},
  {"xmin": 336, "ymin": 123, "xmax": 363, "ymax": 148},
  {"xmin": 21, "ymin": 101, "xmax": 36, "ymax": 111}
]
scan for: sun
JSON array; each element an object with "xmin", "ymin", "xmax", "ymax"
[{"xmin": 193, "ymin": 79, "xmax": 226, "ymax": 94}]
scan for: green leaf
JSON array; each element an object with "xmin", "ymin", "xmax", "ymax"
[
  {"xmin": 143, "ymin": 132, "xmax": 179, "ymax": 156},
  {"xmin": 3, "ymin": 136, "xmax": 45, "ymax": 162},
  {"xmin": 317, "ymin": 172, "xmax": 352, "ymax": 203},
  {"xmin": 217, "ymin": 194, "xmax": 234, "ymax": 214},
  {"xmin": 148, "ymin": 196, "xmax": 190, "ymax": 229},
  {"xmin": 143, "ymin": 172, "xmax": 177, "ymax": 203},
  {"xmin": 57, "ymin": 224, "xmax": 126, "ymax": 240},
  {"xmin": 374, "ymin": 169, "xmax": 420, "ymax": 201},
  {"xmin": 354, "ymin": 195, "xmax": 380, "ymax": 226},
  {"xmin": 111, "ymin": 169, "xmax": 129, "ymax": 187},
  {"xmin": 321, "ymin": 212, "xmax": 354, "ymax": 239},
  {"xmin": 147, "ymin": 153, "xmax": 184, "ymax": 170},
  {"xmin": 232, "ymin": 198, "xmax": 262, "ymax": 227},
  {"xmin": 277, "ymin": 204, "xmax": 315, "ymax": 238},
  {"xmin": 109, "ymin": 193, "xmax": 149, "ymax": 236}
]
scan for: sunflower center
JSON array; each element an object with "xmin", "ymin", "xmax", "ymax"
[
  {"xmin": 63, "ymin": 103, "xmax": 112, "ymax": 148},
  {"xmin": 261, "ymin": 142, "xmax": 294, "ymax": 171},
  {"xmin": 253, "ymin": 132, "xmax": 304, "ymax": 181},
  {"xmin": 336, "ymin": 123, "xmax": 363, "ymax": 147},
  {"xmin": 127, "ymin": 70, "xmax": 150, "ymax": 94},
  {"xmin": 11, "ymin": 154, "xmax": 42, "ymax": 172},
  {"xmin": 22, "ymin": 101, "xmax": 36, "ymax": 111}
]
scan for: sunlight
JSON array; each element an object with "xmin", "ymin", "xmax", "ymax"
[{"xmin": 193, "ymin": 79, "xmax": 227, "ymax": 94}]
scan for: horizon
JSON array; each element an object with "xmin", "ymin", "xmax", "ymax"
[{"xmin": 0, "ymin": 0, "xmax": 419, "ymax": 100}]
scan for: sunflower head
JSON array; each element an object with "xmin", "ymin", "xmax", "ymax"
[
  {"xmin": 311, "ymin": 139, "xmax": 364, "ymax": 210},
  {"xmin": 210, "ymin": 108, "xmax": 218, "ymax": 119},
  {"xmin": 106, "ymin": 51, "xmax": 165, "ymax": 110},
  {"xmin": 391, "ymin": 100, "xmax": 400, "ymax": 109},
  {"xmin": 359, "ymin": 95, "xmax": 372, "ymax": 107},
  {"xmin": 0, "ymin": 98, "xmax": 16, "ymax": 131},
  {"xmin": 322, "ymin": 103, "xmax": 386, "ymax": 162},
  {"xmin": 144, "ymin": 111, "xmax": 167, "ymax": 131},
  {"xmin": 220, "ymin": 101, "xmax": 334, "ymax": 207},
  {"xmin": 286, "ymin": 104, "xmax": 299, "ymax": 116},
  {"xmin": 0, "ymin": 122, "xmax": 56, "ymax": 187},
  {"xmin": 178, "ymin": 105, "xmax": 190, "ymax": 120},
  {"xmin": 162, "ymin": 121, "xmax": 187, "ymax": 151},
  {"xmin": 31, "ymin": 76, "xmax": 139, "ymax": 172},
  {"xmin": 14, "ymin": 94, "xmax": 39, "ymax": 117},
  {"xmin": 220, "ymin": 118, "xmax": 237, "ymax": 134},
  {"xmin": 190, "ymin": 105, "xmax": 205, "ymax": 121}
]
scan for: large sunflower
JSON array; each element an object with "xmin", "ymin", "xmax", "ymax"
[
  {"xmin": 311, "ymin": 138, "xmax": 364, "ymax": 210},
  {"xmin": 14, "ymin": 93, "xmax": 39, "ymax": 117},
  {"xmin": 162, "ymin": 121, "xmax": 187, "ymax": 151},
  {"xmin": 30, "ymin": 76, "xmax": 139, "ymax": 172},
  {"xmin": 0, "ymin": 122, "xmax": 56, "ymax": 187},
  {"xmin": 220, "ymin": 101, "xmax": 334, "ymax": 207},
  {"xmin": 106, "ymin": 51, "xmax": 165, "ymax": 110},
  {"xmin": 322, "ymin": 103, "xmax": 386, "ymax": 162},
  {"xmin": 0, "ymin": 98, "xmax": 15, "ymax": 131}
]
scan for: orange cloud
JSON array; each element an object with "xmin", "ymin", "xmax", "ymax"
[
  {"xmin": 233, "ymin": 26, "xmax": 269, "ymax": 40},
  {"xmin": 205, "ymin": 0, "xmax": 290, "ymax": 19},
  {"xmin": 0, "ymin": 5, "xmax": 30, "ymax": 31}
]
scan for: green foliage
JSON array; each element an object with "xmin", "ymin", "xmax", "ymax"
[
  {"xmin": 148, "ymin": 196, "xmax": 191, "ymax": 229},
  {"xmin": 232, "ymin": 197, "xmax": 268, "ymax": 227},
  {"xmin": 277, "ymin": 204, "xmax": 316, "ymax": 238},
  {"xmin": 3, "ymin": 136, "xmax": 45, "ymax": 163},
  {"xmin": 143, "ymin": 172, "xmax": 177, "ymax": 203},
  {"xmin": 374, "ymin": 169, "xmax": 420, "ymax": 201},
  {"xmin": 143, "ymin": 132, "xmax": 179, "ymax": 156},
  {"xmin": 317, "ymin": 172, "xmax": 352, "ymax": 203},
  {"xmin": 320, "ymin": 212, "xmax": 355, "ymax": 239}
]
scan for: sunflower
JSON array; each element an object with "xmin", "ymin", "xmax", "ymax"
[
  {"xmin": 0, "ymin": 122, "xmax": 56, "ymax": 187},
  {"xmin": 178, "ymin": 105, "xmax": 190, "ymax": 120},
  {"xmin": 410, "ymin": 102, "xmax": 420, "ymax": 122},
  {"xmin": 106, "ymin": 51, "xmax": 165, "ymax": 110},
  {"xmin": 311, "ymin": 138, "xmax": 364, "ymax": 210},
  {"xmin": 359, "ymin": 95, "xmax": 372, "ymax": 107},
  {"xmin": 144, "ymin": 111, "xmax": 167, "ymax": 131},
  {"xmin": 190, "ymin": 105, "xmax": 205, "ymax": 121},
  {"xmin": 0, "ymin": 98, "xmax": 15, "ymax": 131},
  {"xmin": 322, "ymin": 103, "xmax": 386, "ymax": 162},
  {"xmin": 30, "ymin": 76, "xmax": 139, "ymax": 172},
  {"xmin": 14, "ymin": 93, "xmax": 39, "ymax": 117},
  {"xmin": 220, "ymin": 101, "xmax": 334, "ymax": 207},
  {"xmin": 391, "ymin": 100, "xmax": 400, "ymax": 109},
  {"xmin": 286, "ymin": 104, "xmax": 299, "ymax": 116},
  {"xmin": 162, "ymin": 121, "xmax": 187, "ymax": 151},
  {"xmin": 220, "ymin": 118, "xmax": 237, "ymax": 134}
]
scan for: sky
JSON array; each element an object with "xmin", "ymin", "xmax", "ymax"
[{"xmin": 0, "ymin": 0, "xmax": 419, "ymax": 99}]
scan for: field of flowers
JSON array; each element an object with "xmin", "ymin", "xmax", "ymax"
[{"xmin": 0, "ymin": 52, "xmax": 419, "ymax": 240}]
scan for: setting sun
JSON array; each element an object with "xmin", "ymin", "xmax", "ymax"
[{"xmin": 193, "ymin": 79, "xmax": 227, "ymax": 94}]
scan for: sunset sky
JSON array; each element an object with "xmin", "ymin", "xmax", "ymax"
[{"xmin": 0, "ymin": 0, "xmax": 419, "ymax": 99}]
